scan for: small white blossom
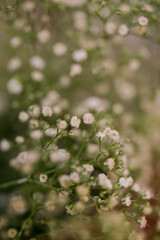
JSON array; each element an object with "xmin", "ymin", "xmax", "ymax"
[
  {"xmin": 118, "ymin": 24, "xmax": 128, "ymax": 36},
  {"xmin": 15, "ymin": 136, "xmax": 24, "ymax": 144},
  {"xmin": 104, "ymin": 22, "xmax": 117, "ymax": 35},
  {"xmin": 72, "ymin": 49, "xmax": 88, "ymax": 62},
  {"xmin": 70, "ymin": 64, "xmax": 82, "ymax": 77},
  {"xmin": 132, "ymin": 183, "xmax": 140, "ymax": 192},
  {"xmin": 57, "ymin": 120, "xmax": 68, "ymax": 130},
  {"xmin": 138, "ymin": 216, "xmax": 147, "ymax": 229},
  {"xmin": 110, "ymin": 130, "xmax": 120, "ymax": 142},
  {"xmin": 52, "ymin": 42, "xmax": 67, "ymax": 56},
  {"xmin": 69, "ymin": 172, "xmax": 80, "ymax": 183},
  {"xmin": 0, "ymin": 139, "xmax": 10, "ymax": 152},
  {"xmin": 42, "ymin": 106, "xmax": 53, "ymax": 117},
  {"xmin": 21, "ymin": 1, "xmax": 35, "ymax": 11},
  {"xmin": 30, "ymin": 56, "xmax": 45, "ymax": 70},
  {"xmin": 37, "ymin": 29, "xmax": 51, "ymax": 43},
  {"xmin": 83, "ymin": 113, "xmax": 94, "ymax": 124},
  {"xmin": 83, "ymin": 164, "xmax": 94, "ymax": 173},
  {"xmin": 7, "ymin": 228, "xmax": 17, "ymax": 238},
  {"xmin": 17, "ymin": 151, "xmax": 28, "ymax": 164},
  {"xmin": 7, "ymin": 78, "xmax": 23, "ymax": 95},
  {"xmin": 50, "ymin": 149, "xmax": 70, "ymax": 163},
  {"xmin": 98, "ymin": 173, "xmax": 113, "ymax": 189},
  {"xmin": 31, "ymin": 71, "xmax": 44, "ymax": 82},
  {"xmin": 66, "ymin": 205, "xmax": 75, "ymax": 216},
  {"xmin": 40, "ymin": 174, "xmax": 48, "ymax": 183},
  {"xmin": 70, "ymin": 116, "xmax": 81, "ymax": 128},
  {"xmin": 8, "ymin": 57, "xmax": 22, "ymax": 71},
  {"xmin": 103, "ymin": 127, "xmax": 111, "ymax": 136},
  {"xmin": 119, "ymin": 4, "xmax": 131, "ymax": 13},
  {"xmin": 122, "ymin": 196, "xmax": 132, "ymax": 206},
  {"xmin": 59, "ymin": 174, "xmax": 70, "ymax": 188},
  {"xmin": 138, "ymin": 16, "xmax": 148, "ymax": 26},
  {"xmin": 30, "ymin": 130, "xmax": 43, "ymax": 140},
  {"xmin": 104, "ymin": 158, "xmax": 115, "ymax": 170},
  {"xmin": 18, "ymin": 111, "xmax": 29, "ymax": 122},
  {"xmin": 119, "ymin": 176, "xmax": 133, "ymax": 188},
  {"xmin": 76, "ymin": 185, "xmax": 89, "ymax": 197},
  {"xmin": 96, "ymin": 131, "xmax": 106, "ymax": 140},
  {"xmin": 10, "ymin": 36, "xmax": 22, "ymax": 48},
  {"xmin": 143, "ymin": 206, "xmax": 152, "ymax": 215},
  {"xmin": 45, "ymin": 128, "xmax": 57, "ymax": 137},
  {"xmin": 29, "ymin": 105, "xmax": 41, "ymax": 118}
]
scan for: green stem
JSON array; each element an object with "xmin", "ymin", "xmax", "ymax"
[
  {"xmin": 44, "ymin": 131, "xmax": 62, "ymax": 150},
  {"xmin": 0, "ymin": 178, "xmax": 28, "ymax": 190}
]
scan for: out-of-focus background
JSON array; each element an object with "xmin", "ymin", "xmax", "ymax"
[{"xmin": 0, "ymin": 0, "xmax": 160, "ymax": 239}]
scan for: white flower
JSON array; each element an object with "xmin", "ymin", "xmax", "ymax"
[
  {"xmin": 132, "ymin": 183, "xmax": 140, "ymax": 192},
  {"xmin": 52, "ymin": 42, "xmax": 67, "ymax": 56},
  {"xmin": 83, "ymin": 164, "xmax": 94, "ymax": 173},
  {"xmin": 10, "ymin": 36, "xmax": 22, "ymax": 48},
  {"xmin": 40, "ymin": 174, "xmax": 48, "ymax": 183},
  {"xmin": 31, "ymin": 71, "xmax": 43, "ymax": 82},
  {"xmin": 72, "ymin": 49, "xmax": 88, "ymax": 62},
  {"xmin": 15, "ymin": 136, "xmax": 24, "ymax": 144},
  {"xmin": 42, "ymin": 106, "xmax": 53, "ymax": 117},
  {"xmin": 69, "ymin": 172, "xmax": 80, "ymax": 183},
  {"xmin": 29, "ymin": 119, "xmax": 39, "ymax": 128},
  {"xmin": 0, "ymin": 139, "xmax": 10, "ymax": 152},
  {"xmin": 57, "ymin": 120, "xmax": 68, "ymax": 130},
  {"xmin": 59, "ymin": 174, "xmax": 70, "ymax": 188},
  {"xmin": 21, "ymin": 1, "xmax": 35, "ymax": 11},
  {"xmin": 17, "ymin": 151, "xmax": 28, "ymax": 164},
  {"xmin": 128, "ymin": 59, "xmax": 141, "ymax": 71},
  {"xmin": 7, "ymin": 228, "xmax": 17, "ymax": 238},
  {"xmin": 30, "ymin": 56, "xmax": 45, "ymax": 70},
  {"xmin": 70, "ymin": 64, "xmax": 82, "ymax": 77},
  {"xmin": 138, "ymin": 16, "xmax": 148, "ymax": 26},
  {"xmin": 7, "ymin": 78, "xmax": 23, "ymax": 95},
  {"xmin": 37, "ymin": 29, "xmax": 51, "ymax": 43},
  {"xmin": 104, "ymin": 22, "xmax": 117, "ymax": 35},
  {"xmin": 83, "ymin": 113, "xmax": 94, "ymax": 124},
  {"xmin": 118, "ymin": 24, "xmax": 128, "ymax": 36},
  {"xmin": 76, "ymin": 185, "xmax": 89, "ymax": 196},
  {"xmin": 96, "ymin": 131, "xmax": 106, "ymax": 140},
  {"xmin": 104, "ymin": 158, "xmax": 115, "ymax": 170},
  {"xmin": 99, "ymin": 6, "xmax": 110, "ymax": 17},
  {"xmin": 143, "ymin": 206, "xmax": 152, "ymax": 215},
  {"xmin": 50, "ymin": 149, "xmax": 70, "ymax": 163},
  {"xmin": 87, "ymin": 143, "xmax": 99, "ymax": 155},
  {"xmin": 110, "ymin": 130, "xmax": 120, "ymax": 142},
  {"xmin": 113, "ymin": 103, "xmax": 124, "ymax": 114},
  {"xmin": 70, "ymin": 116, "xmax": 81, "ymax": 128},
  {"xmin": 122, "ymin": 196, "xmax": 132, "ymax": 206},
  {"xmin": 60, "ymin": 75, "xmax": 70, "ymax": 87},
  {"xmin": 7, "ymin": 57, "xmax": 22, "ymax": 71},
  {"xmin": 30, "ymin": 130, "xmax": 43, "ymax": 140},
  {"xmin": 45, "ymin": 128, "xmax": 57, "ymax": 137},
  {"xmin": 119, "ymin": 176, "xmax": 133, "ymax": 188},
  {"xmin": 141, "ymin": 189, "xmax": 152, "ymax": 199},
  {"xmin": 138, "ymin": 216, "xmax": 147, "ymax": 229},
  {"xmin": 18, "ymin": 111, "xmax": 29, "ymax": 122},
  {"xmin": 66, "ymin": 205, "xmax": 75, "ymax": 216},
  {"xmin": 119, "ymin": 4, "xmax": 131, "ymax": 13},
  {"xmin": 9, "ymin": 195, "xmax": 27, "ymax": 214},
  {"xmin": 29, "ymin": 105, "xmax": 41, "ymax": 118},
  {"xmin": 143, "ymin": 4, "xmax": 154, "ymax": 13},
  {"xmin": 98, "ymin": 173, "xmax": 113, "ymax": 189},
  {"xmin": 103, "ymin": 127, "xmax": 111, "ymax": 136}
]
